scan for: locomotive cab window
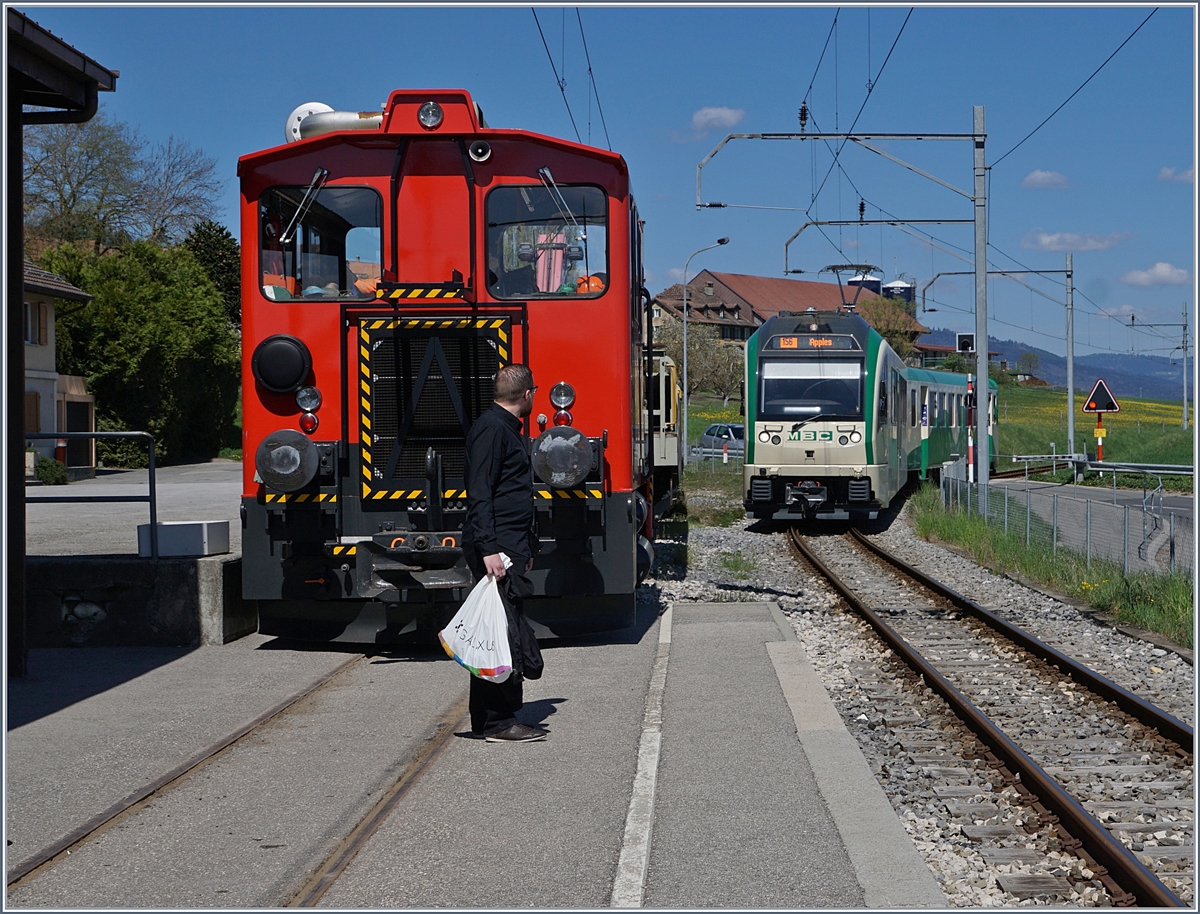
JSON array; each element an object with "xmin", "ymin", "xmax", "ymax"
[
  {"xmin": 485, "ymin": 184, "xmax": 608, "ymax": 299},
  {"xmin": 259, "ymin": 185, "xmax": 382, "ymax": 301}
]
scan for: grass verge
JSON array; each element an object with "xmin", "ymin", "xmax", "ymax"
[
  {"xmin": 907, "ymin": 483, "xmax": 1193, "ymax": 649},
  {"xmin": 680, "ymin": 464, "xmax": 745, "ymax": 527}
]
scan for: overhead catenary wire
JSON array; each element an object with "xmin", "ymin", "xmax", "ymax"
[
  {"xmin": 532, "ymin": 8, "xmax": 581, "ymax": 144},
  {"xmin": 575, "ymin": 9, "xmax": 612, "ymax": 151},
  {"xmin": 805, "ymin": 8, "xmax": 913, "ymax": 219},
  {"xmin": 991, "ymin": 8, "xmax": 1158, "ymax": 168}
]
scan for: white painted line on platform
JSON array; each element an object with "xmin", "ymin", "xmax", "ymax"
[{"xmin": 610, "ymin": 606, "xmax": 672, "ymax": 907}]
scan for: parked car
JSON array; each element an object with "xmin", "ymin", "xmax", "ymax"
[{"xmin": 693, "ymin": 423, "xmax": 745, "ymax": 459}]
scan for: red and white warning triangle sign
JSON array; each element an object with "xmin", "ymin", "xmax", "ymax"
[{"xmin": 1082, "ymin": 378, "xmax": 1120, "ymax": 413}]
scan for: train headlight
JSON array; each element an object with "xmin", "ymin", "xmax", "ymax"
[
  {"xmin": 252, "ymin": 335, "xmax": 312, "ymax": 394},
  {"xmin": 771, "ymin": 435, "xmax": 781, "ymax": 445},
  {"xmin": 758, "ymin": 431, "xmax": 770, "ymax": 443},
  {"xmin": 296, "ymin": 386, "xmax": 322, "ymax": 411},
  {"xmin": 256, "ymin": 429, "xmax": 318, "ymax": 492},
  {"xmin": 549, "ymin": 382, "xmax": 576, "ymax": 409},
  {"xmin": 532, "ymin": 427, "xmax": 592, "ymax": 488},
  {"xmin": 850, "ymin": 431, "xmax": 862, "ymax": 443},
  {"xmin": 838, "ymin": 435, "xmax": 849, "ymax": 446},
  {"xmin": 417, "ymin": 101, "xmax": 444, "ymax": 128}
]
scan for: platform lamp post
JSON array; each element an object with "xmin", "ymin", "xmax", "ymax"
[{"xmin": 681, "ymin": 237, "xmax": 729, "ymax": 464}]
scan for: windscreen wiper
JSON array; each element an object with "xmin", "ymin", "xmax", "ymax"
[
  {"xmin": 537, "ymin": 167, "xmax": 583, "ymax": 237},
  {"xmin": 280, "ymin": 167, "xmax": 329, "ymax": 245}
]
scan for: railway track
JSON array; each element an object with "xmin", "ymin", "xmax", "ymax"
[
  {"xmin": 7, "ymin": 654, "xmax": 470, "ymax": 906},
  {"xmin": 789, "ymin": 527, "xmax": 1193, "ymax": 907}
]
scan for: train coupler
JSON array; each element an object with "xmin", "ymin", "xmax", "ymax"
[{"xmin": 786, "ymin": 481, "xmax": 827, "ymax": 509}]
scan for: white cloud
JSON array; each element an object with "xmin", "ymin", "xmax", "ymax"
[
  {"xmin": 691, "ymin": 106, "xmax": 744, "ymax": 134},
  {"xmin": 842, "ymin": 238, "xmax": 861, "ymax": 249},
  {"xmin": 1157, "ymin": 166, "xmax": 1194, "ymax": 183},
  {"xmin": 1021, "ymin": 230, "xmax": 1130, "ymax": 252},
  {"xmin": 664, "ymin": 267, "xmax": 685, "ymax": 283},
  {"xmin": 1022, "ymin": 169, "xmax": 1067, "ymax": 188},
  {"xmin": 1119, "ymin": 262, "xmax": 1192, "ymax": 286}
]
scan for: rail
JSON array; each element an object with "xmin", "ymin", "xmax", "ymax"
[
  {"xmin": 789, "ymin": 529, "xmax": 1187, "ymax": 907},
  {"xmin": 25, "ymin": 431, "xmax": 159, "ymax": 559}
]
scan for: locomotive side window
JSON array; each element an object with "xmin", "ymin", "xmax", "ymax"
[
  {"xmin": 259, "ymin": 186, "xmax": 382, "ymax": 301},
  {"xmin": 759, "ymin": 360, "xmax": 862, "ymax": 420},
  {"xmin": 485, "ymin": 184, "xmax": 608, "ymax": 298}
]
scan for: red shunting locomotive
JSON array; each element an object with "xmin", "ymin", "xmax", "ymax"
[{"xmin": 238, "ymin": 89, "xmax": 659, "ymax": 643}]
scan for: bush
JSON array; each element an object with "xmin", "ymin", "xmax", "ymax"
[
  {"xmin": 41, "ymin": 241, "xmax": 240, "ymax": 464},
  {"xmin": 35, "ymin": 455, "xmax": 68, "ymax": 485}
]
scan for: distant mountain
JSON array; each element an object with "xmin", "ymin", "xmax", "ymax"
[{"xmin": 918, "ymin": 329, "xmax": 1192, "ymax": 402}]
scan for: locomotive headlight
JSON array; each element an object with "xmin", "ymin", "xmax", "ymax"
[
  {"xmin": 417, "ymin": 101, "xmax": 444, "ymax": 128},
  {"xmin": 549, "ymin": 382, "xmax": 576, "ymax": 409},
  {"xmin": 758, "ymin": 431, "xmax": 770, "ymax": 443},
  {"xmin": 850, "ymin": 431, "xmax": 862, "ymax": 443},
  {"xmin": 838, "ymin": 435, "xmax": 849, "ymax": 446},
  {"xmin": 295, "ymin": 386, "xmax": 322, "ymax": 412},
  {"xmin": 771, "ymin": 435, "xmax": 781, "ymax": 445},
  {"xmin": 252, "ymin": 335, "xmax": 312, "ymax": 394},
  {"xmin": 532, "ymin": 426, "xmax": 592, "ymax": 488},
  {"xmin": 256, "ymin": 429, "xmax": 318, "ymax": 492}
]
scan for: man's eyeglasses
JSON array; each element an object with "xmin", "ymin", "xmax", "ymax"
[{"xmin": 526, "ymin": 386, "xmax": 538, "ymax": 396}]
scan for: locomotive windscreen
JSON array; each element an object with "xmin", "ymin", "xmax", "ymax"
[{"xmin": 760, "ymin": 359, "xmax": 863, "ymax": 420}]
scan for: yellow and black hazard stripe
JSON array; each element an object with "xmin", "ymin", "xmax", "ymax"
[
  {"xmin": 534, "ymin": 486, "xmax": 604, "ymax": 504},
  {"xmin": 375, "ymin": 281, "xmax": 464, "ymax": 300},
  {"xmin": 358, "ymin": 317, "xmax": 510, "ymax": 500},
  {"xmin": 262, "ymin": 492, "xmax": 338, "ymax": 504},
  {"xmin": 329, "ymin": 544, "xmax": 358, "ymax": 557}
]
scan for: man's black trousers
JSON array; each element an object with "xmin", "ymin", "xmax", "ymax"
[{"xmin": 464, "ymin": 548, "xmax": 531, "ymax": 736}]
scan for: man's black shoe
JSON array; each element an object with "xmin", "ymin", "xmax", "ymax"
[{"xmin": 484, "ymin": 723, "xmax": 548, "ymax": 742}]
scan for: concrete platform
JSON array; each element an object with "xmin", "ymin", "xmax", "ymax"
[{"xmin": 5, "ymin": 601, "xmax": 945, "ymax": 908}]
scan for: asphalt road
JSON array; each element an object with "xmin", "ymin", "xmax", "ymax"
[{"xmin": 25, "ymin": 459, "xmax": 244, "ymax": 557}]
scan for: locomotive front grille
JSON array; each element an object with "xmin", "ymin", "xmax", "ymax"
[
  {"xmin": 848, "ymin": 477, "xmax": 871, "ymax": 501},
  {"xmin": 750, "ymin": 478, "xmax": 774, "ymax": 501},
  {"xmin": 358, "ymin": 317, "xmax": 509, "ymax": 496}
]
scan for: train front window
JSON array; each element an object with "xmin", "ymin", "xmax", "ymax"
[
  {"xmin": 259, "ymin": 186, "xmax": 382, "ymax": 301},
  {"xmin": 485, "ymin": 184, "xmax": 608, "ymax": 298},
  {"xmin": 760, "ymin": 359, "xmax": 862, "ymax": 420}
]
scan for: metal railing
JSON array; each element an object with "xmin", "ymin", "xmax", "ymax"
[
  {"xmin": 940, "ymin": 472, "xmax": 1193, "ymax": 577},
  {"xmin": 25, "ymin": 431, "xmax": 159, "ymax": 559}
]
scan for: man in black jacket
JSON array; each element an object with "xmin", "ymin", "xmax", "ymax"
[{"xmin": 462, "ymin": 363, "xmax": 546, "ymax": 742}]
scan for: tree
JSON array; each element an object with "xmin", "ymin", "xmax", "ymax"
[
  {"xmin": 42, "ymin": 241, "xmax": 240, "ymax": 464},
  {"xmin": 1016, "ymin": 352, "xmax": 1040, "ymax": 376},
  {"xmin": 940, "ymin": 352, "xmax": 968, "ymax": 374},
  {"xmin": 24, "ymin": 106, "xmax": 224, "ymax": 254},
  {"xmin": 184, "ymin": 220, "xmax": 241, "ymax": 329},
  {"xmin": 138, "ymin": 137, "xmax": 225, "ymax": 244},
  {"xmin": 855, "ymin": 296, "xmax": 917, "ymax": 360},
  {"xmin": 23, "ymin": 110, "xmax": 143, "ymax": 253},
  {"xmin": 655, "ymin": 314, "xmax": 722, "ymax": 396},
  {"xmin": 709, "ymin": 341, "xmax": 744, "ymax": 407}
]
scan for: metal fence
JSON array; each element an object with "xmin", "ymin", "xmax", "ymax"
[{"xmin": 940, "ymin": 473, "xmax": 1193, "ymax": 578}]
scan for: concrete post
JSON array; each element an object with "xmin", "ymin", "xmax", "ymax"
[
  {"xmin": 1066, "ymin": 253, "xmax": 1075, "ymax": 458},
  {"xmin": 973, "ymin": 106, "xmax": 989, "ymax": 512}
]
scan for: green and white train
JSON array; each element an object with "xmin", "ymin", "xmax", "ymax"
[{"xmin": 743, "ymin": 311, "xmax": 996, "ymax": 521}]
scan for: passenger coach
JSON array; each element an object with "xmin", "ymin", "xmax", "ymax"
[
  {"xmin": 238, "ymin": 89, "xmax": 658, "ymax": 642},
  {"xmin": 743, "ymin": 311, "xmax": 996, "ymax": 521}
]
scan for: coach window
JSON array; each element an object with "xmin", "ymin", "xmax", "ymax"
[
  {"xmin": 485, "ymin": 184, "xmax": 608, "ymax": 299},
  {"xmin": 260, "ymin": 186, "xmax": 382, "ymax": 301}
]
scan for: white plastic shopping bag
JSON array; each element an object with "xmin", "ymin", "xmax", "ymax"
[{"xmin": 438, "ymin": 574, "xmax": 513, "ymax": 682}]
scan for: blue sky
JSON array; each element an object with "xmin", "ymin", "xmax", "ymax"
[{"xmin": 20, "ymin": 4, "xmax": 1197, "ymax": 360}]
